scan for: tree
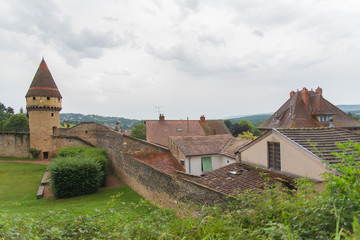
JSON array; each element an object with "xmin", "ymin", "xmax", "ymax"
[
  {"xmin": 229, "ymin": 123, "xmax": 251, "ymax": 137},
  {"xmin": 2, "ymin": 113, "xmax": 29, "ymax": 131},
  {"xmin": 130, "ymin": 122, "xmax": 146, "ymax": 140},
  {"xmin": 224, "ymin": 119, "xmax": 232, "ymax": 129},
  {"xmin": 230, "ymin": 120, "xmax": 262, "ymax": 137}
]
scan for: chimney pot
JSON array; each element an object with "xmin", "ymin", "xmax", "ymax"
[
  {"xmin": 290, "ymin": 91, "xmax": 295, "ymax": 98},
  {"xmin": 200, "ymin": 115, "xmax": 206, "ymax": 122},
  {"xmin": 301, "ymin": 87, "xmax": 309, "ymax": 105},
  {"xmin": 315, "ymin": 87, "xmax": 323, "ymax": 95},
  {"xmin": 159, "ymin": 114, "xmax": 165, "ymax": 122}
]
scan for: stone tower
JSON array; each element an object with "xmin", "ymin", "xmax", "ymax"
[{"xmin": 25, "ymin": 59, "xmax": 62, "ymax": 159}]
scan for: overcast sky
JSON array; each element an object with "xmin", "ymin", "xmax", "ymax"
[{"xmin": 1, "ymin": 0, "xmax": 360, "ymax": 120}]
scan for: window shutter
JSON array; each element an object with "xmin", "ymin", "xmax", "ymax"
[
  {"xmin": 268, "ymin": 142, "xmax": 281, "ymax": 171},
  {"xmin": 201, "ymin": 157, "xmax": 212, "ymax": 172}
]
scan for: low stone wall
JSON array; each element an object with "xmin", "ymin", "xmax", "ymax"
[
  {"xmin": 0, "ymin": 132, "xmax": 30, "ymax": 158},
  {"xmin": 92, "ymin": 128, "xmax": 227, "ymax": 206},
  {"xmin": 112, "ymin": 154, "xmax": 228, "ymax": 207}
]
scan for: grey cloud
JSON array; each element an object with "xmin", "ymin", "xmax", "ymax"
[
  {"xmin": 252, "ymin": 29, "xmax": 264, "ymax": 38},
  {"xmin": 1, "ymin": 0, "xmax": 126, "ymax": 66},
  {"xmin": 103, "ymin": 16, "xmax": 119, "ymax": 22},
  {"xmin": 197, "ymin": 35, "xmax": 225, "ymax": 46},
  {"xmin": 146, "ymin": 43, "xmax": 245, "ymax": 77}
]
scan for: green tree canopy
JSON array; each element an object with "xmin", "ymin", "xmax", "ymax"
[
  {"xmin": 224, "ymin": 119, "xmax": 232, "ymax": 129},
  {"xmin": 230, "ymin": 119, "xmax": 261, "ymax": 137},
  {"xmin": 130, "ymin": 122, "xmax": 146, "ymax": 140},
  {"xmin": 2, "ymin": 113, "xmax": 29, "ymax": 131}
]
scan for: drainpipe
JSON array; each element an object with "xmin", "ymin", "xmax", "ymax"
[{"xmin": 188, "ymin": 157, "xmax": 191, "ymax": 174}]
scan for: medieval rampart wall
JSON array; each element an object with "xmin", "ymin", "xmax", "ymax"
[{"xmin": 0, "ymin": 132, "xmax": 30, "ymax": 158}]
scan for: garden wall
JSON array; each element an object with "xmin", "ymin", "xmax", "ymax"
[{"xmin": 0, "ymin": 132, "xmax": 30, "ymax": 158}]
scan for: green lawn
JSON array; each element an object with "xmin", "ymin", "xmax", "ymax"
[
  {"xmin": 0, "ymin": 162, "xmax": 142, "ymax": 217},
  {"xmin": 0, "ymin": 156, "xmax": 36, "ymax": 160}
]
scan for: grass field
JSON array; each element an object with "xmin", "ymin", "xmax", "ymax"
[
  {"xmin": 0, "ymin": 156, "xmax": 36, "ymax": 160},
  {"xmin": 0, "ymin": 162, "xmax": 142, "ymax": 217}
]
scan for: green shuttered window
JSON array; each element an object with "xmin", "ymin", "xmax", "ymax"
[{"xmin": 201, "ymin": 157, "xmax": 212, "ymax": 172}]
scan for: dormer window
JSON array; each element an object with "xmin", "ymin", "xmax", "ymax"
[
  {"xmin": 318, "ymin": 115, "xmax": 331, "ymax": 123},
  {"xmin": 274, "ymin": 116, "xmax": 280, "ymax": 123}
]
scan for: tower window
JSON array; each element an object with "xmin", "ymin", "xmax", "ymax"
[
  {"xmin": 47, "ymin": 97, "xmax": 50, "ymax": 100},
  {"xmin": 33, "ymin": 97, "xmax": 36, "ymax": 100},
  {"xmin": 51, "ymin": 113, "xmax": 54, "ymax": 117}
]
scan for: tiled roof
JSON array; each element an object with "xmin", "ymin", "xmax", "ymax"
[
  {"xmin": 191, "ymin": 162, "xmax": 295, "ymax": 196},
  {"xmin": 130, "ymin": 152, "xmax": 185, "ymax": 174},
  {"xmin": 145, "ymin": 120, "xmax": 206, "ymax": 147},
  {"xmin": 220, "ymin": 138, "xmax": 252, "ymax": 158},
  {"xmin": 200, "ymin": 120, "xmax": 231, "ymax": 135},
  {"xmin": 145, "ymin": 118, "xmax": 230, "ymax": 147},
  {"xmin": 169, "ymin": 134, "xmax": 233, "ymax": 156},
  {"xmin": 259, "ymin": 88, "xmax": 360, "ymax": 129},
  {"xmin": 26, "ymin": 59, "xmax": 62, "ymax": 98},
  {"xmin": 277, "ymin": 128, "xmax": 360, "ymax": 164}
]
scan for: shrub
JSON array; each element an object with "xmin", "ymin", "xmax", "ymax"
[
  {"xmin": 56, "ymin": 146, "xmax": 109, "ymax": 186},
  {"xmin": 56, "ymin": 146, "xmax": 89, "ymax": 157},
  {"xmin": 29, "ymin": 148, "xmax": 41, "ymax": 159},
  {"xmin": 49, "ymin": 156, "xmax": 103, "ymax": 198}
]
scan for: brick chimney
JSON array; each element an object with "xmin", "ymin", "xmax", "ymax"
[
  {"xmin": 315, "ymin": 87, "xmax": 322, "ymax": 95},
  {"xmin": 159, "ymin": 114, "xmax": 165, "ymax": 122},
  {"xmin": 301, "ymin": 87, "xmax": 309, "ymax": 105},
  {"xmin": 290, "ymin": 91, "xmax": 295, "ymax": 98},
  {"xmin": 200, "ymin": 115, "xmax": 206, "ymax": 123}
]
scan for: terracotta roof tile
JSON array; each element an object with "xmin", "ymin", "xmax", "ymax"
[
  {"xmin": 130, "ymin": 152, "xmax": 185, "ymax": 174},
  {"xmin": 26, "ymin": 59, "xmax": 62, "ymax": 98},
  {"xmin": 191, "ymin": 162, "xmax": 295, "ymax": 195},
  {"xmin": 260, "ymin": 88, "xmax": 360, "ymax": 129},
  {"xmin": 145, "ymin": 120, "xmax": 206, "ymax": 147},
  {"xmin": 200, "ymin": 120, "xmax": 231, "ymax": 135},
  {"xmin": 169, "ymin": 134, "xmax": 233, "ymax": 156},
  {"xmin": 220, "ymin": 138, "xmax": 252, "ymax": 158}
]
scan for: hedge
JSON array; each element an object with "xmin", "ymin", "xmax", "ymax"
[
  {"xmin": 50, "ymin": 147, "xmax": 109, "ymax": 198},
  {"xmin": 49, "ymin": 156, "xmax": 103, "ymax": 198},
  {"xmin": 56, "ymin": 146, "xmax": 108, "ymax": 186}
]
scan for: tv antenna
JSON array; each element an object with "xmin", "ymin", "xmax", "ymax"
[{"xmin": 154, "ymin": 106, "xmax": 166, "ymax": 116}]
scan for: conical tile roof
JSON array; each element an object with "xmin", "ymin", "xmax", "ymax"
[{"xmin": 25, "ymin": 59, "xmax": 62, "ymax": 98}]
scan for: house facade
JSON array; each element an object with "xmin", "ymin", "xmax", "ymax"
[
  {"xmin": 237, "ymin": 128, "xmax": 360, "ymax": 181},
  {"xmin": 169, "ymin": 135, "xmax": 250, "ymax": 175}
]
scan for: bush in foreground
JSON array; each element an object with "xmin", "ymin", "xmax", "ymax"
[
  {"xmin": 56, "ymin": 146, "xmax": 109, "ymax": 186},
  {"xmin": 49, "ymin": 156, "xmax": 103, "ymax": 198}
]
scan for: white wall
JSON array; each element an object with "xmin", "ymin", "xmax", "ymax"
[
  {"xmin": 185, "ymin": 154, "xmax": 235, "ymax": 176},
  {"xmin": 240, "ymin": 132, "xmax": 329, "ymax": 181}
]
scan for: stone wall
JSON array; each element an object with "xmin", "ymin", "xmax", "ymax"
[
  {"xmin": 55, "ymin": 122, "xmax": 228, "ymax": 206},
  {"xmin": 52, "ymin": 136, "xmax": 93, "ymax": 151},
  {"xmin": 92, "ymin": 128, "xmax": 227, "ymax": 207},
  {"xmin": 0, "ymin": 132, "xmax": 30, "ymax": 158},
  {"xmin": 115, "ymin": 155, "xmax": 228, "ymax": 207},
  {"xmin": 53, "ymin": 122, "xmax": 111, "ymax": 146}
]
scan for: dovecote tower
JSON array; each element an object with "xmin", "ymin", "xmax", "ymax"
[{"xmin": 25, "ymin": 59, "xmax": 62, "ymax": 159}]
